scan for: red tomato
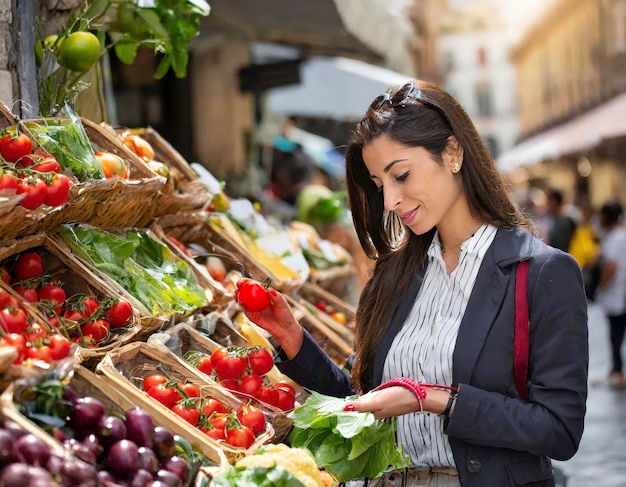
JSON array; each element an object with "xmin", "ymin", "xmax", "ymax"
[
  {"xmin": 43, "ymin": 173, "xmax": 70, "ymax": 207},
  {"xmin": 180, "ymin": 382, "xmax": 200, "ymax": 398},
  {"xmin": 37, "ymin": 284, "xmax": 66, "ymax": 308},
  {"xmin": 26, "ymin": 344, "xmax": 52, "ymax": 362},
  {"xmin": 71, "ymin": 334, "xmax": 98, "ymax": 348},
  {"xmin": 33, "ymin": 155, "xmax": 61, "ymax": 173},
  {"xmin": 17, "ymin": 176, "xmax": 47, "ymax": 210},
  {"xmin": 256, "ymin": 386, "xmax": 279, "ymax": 407},
  {"xmin": 201, "ymin": 398, "xmax": 229, "ymax": 417},
  {"xmin": 236, "ymin": 404, "xmax": 266, "ymax": 434},
  {"xmin": 236, "ymin": 281, "xmax": 270, "ymax": 312},
  {"xmin": 210, "ymin": 347, "xmax": 230, "ymax": 367},
  {"xmin": 80, "ymin": 297, "xmax": 100, "ymax": 319},
  {"xmin": 247, "ymin": 347, "xmax": 274, "ymax": 376},
  {"xmin": 275, "ymin": 388, "xmax": 296, "ymax": 411},
  {"xmin": 62, "ymin": 308, "xmax": 84, "ymax": 323},
  {"xmin": 201, "ymin": 425, "xmax": 226, "ymax": 441},
  {"xmin": 24, "ymin": 323, "xmax": 46, "ymax": 344},
  {"xmin": 197, "ymin": 356, "xmax": 213, "ymax": 376},
  {"xmin": 0, "ymin": 307, "xmax": 28, "ymax": 334},
  {"xmin": 238, "ymin": 374, "xmax": 263, "ymax": 397},
  {"xmin": 81, "ymin": 318, "xmax": 110, "ymax": 343},
  {"xmin": 214, "ymin": 355, "xmax": 245, "ymax": 380},
  {"xmin": 0, "ymin": 133, "xmax": 33, "ymax": 163},
  {"xmin": 0, "ymin": 333, "xmax": 26, "ymax": 363},
  {"xmin": 172, "ymin": 403, "xmax": 200, "ymax": 426},
  {"xmin": 48, "ymin": 334, "xmax": 71, "ymax": 360},
  {"xmin": 273, "ymin": 381, "xmax": 296, "ymax": 397},
  {"xmin": 147, "ymin": 383, "xmax": 181, "ymax": 409},
  {"xmin": 209, "ymin": 413, "xmax": 230, "ymax": 431},
  {"xmin": 13, "ymin": 285, "xmax": 38, "ymax": 303},
  {"xmin": 0, "ymin": 173, "xmax": 18, "ymax": 196},
  {"xmin": 48, "ymin": 316, "xmax": 60, "ymax": 328},
  {"xmin": 12, "ymin": 252, "xmax": 43, "ymax": 281},
  {"xmin": 218, "ymin": 379, "xmax": 240, "ymax": 392},
  {"xmin": 106, "ymin": 299, "xmax": 132, "ymax": 328},
  {"xmin": 0, "ymin": 289, "xmax": 10, "ymax": 308},
  {"xmin": 226, "ymin": 424, "xmax": 255, "ymax": 449},
  {"xmin": 142, "ymin": 373, "xmax": 168, "ymax": 392}
]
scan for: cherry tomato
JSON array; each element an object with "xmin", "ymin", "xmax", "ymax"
[
  {"xmin": 0, "ymin": 132, "xmax": 33, "ymax": 163},
  {"xmin": 82, "ymin": 318, "xmax": 110, "ymax": 343},
  {"xmin": 238, "ymin": 374, "xmax": 263, "ymax": 398},
  {"xmin": 147, "ymin": 383, "xmax": 181, "ymax": 409},
  {"xmin": 33, "ymin": 155, "xmax": 61, "ymax": 173},
  {"xmin": 172, "ymin": 403, "xmax": 200, "ymax": 426},
  {"xmin": 256, "ymin": 386, "xmax": 279, "ymax": 407},
  {"xmin": 0, "ymin": 289, "xmax": 11, "ymax": 308},
  {"xmin": 43, "ymin": 173, "xmax": 70, "ymax": 207},
  {"xmin": 12, "ymin": 252, "xmax": 43, "ymax": 281},
  {"xmin": 26, "ymin": 344, "xmax": 53, "ymax": 362},
  {"xmin": 202, "ymin": 398, "xmax": 229, "ymax": 417},
  {"xmin": 17, "ymin": 176, "xmax": 47, "ymax": 210},
  {"xmin": 180, "ymin": 382, "xmax": 200, "ymax": 398},
  {"xmin": 210, "ymin": 347, "xmax": 230, "ymax": 367},
  {"xmin": 0, "ymin": 307, "xmax": 28, "ymax": 334},
  {"xmin": 62, "ymin": 308, "xmax": 84, "ymax": 323},
  {"xmin": 106, "ymin": 299, "xmax": 132, "ymax": 328},
  {"xmin": 48, "ymin": 334, "xmax": 71, "ymax": 360},
  {"xmin": 247, "ymin": 347, "xmax": 274, "ymax": 376},
  {"xmin": 209, "ymin": 413, "xmax": 230, "ymax": 432},
  {"xmin": 236, "ymin": 404, "xmax": 266, "ymax": 434},
  {"xmin": 80, "ymin": 297, "xmax": 100, "ymax": 319},
  {"xmin": 13, "ymin": 285, "xmax": 38, "ymax": 303},
  {"xmin": 142, "ymin": 373, "xmax": 168, "ymax": 392},
  {"xmin": 0, "ymin": 173, "xmax": 18, "ymax": 196},
  {"xmin": 201, "ymin": 425, "xmax": 226, "ymax": 441},
  {"xmin": 0, "ymin": 333, "xmax": 26, "ymax": 363},
  {"xmin": 273, "ymin": 381, "xmax": 296, "ymax": 397},
  {"xmin": 37, "ymin": 284, "xmax": 66, "ymax": 309},
  {"xmin": 236, "ymin": 281, "xmax": 270, "ymax": 312},
  {"xmin": 226, "ymin": 424, "xmax": 255, "ymax": 449},
  {"xmin": 197, "ymin": 356, "xmax": 213, "ymax": 376},
  {"xmin": 214, "ymin": 355, "xmax": 245, "ymax": 380},
  {"xmin": 275, "ymin": 388, "xmax": 296, "ymax": 411},
  {"xmin": 218, "ymin": 379, "xmax": 240, "ymax": 392},
  {"xmin": 24, "ymin": 323, "xmax": 46, "ymax": 344}
]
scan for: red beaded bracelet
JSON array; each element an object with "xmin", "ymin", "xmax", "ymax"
[{"xmin": 372, "ymin": 378, "xmax": 458, "ymax": 412}]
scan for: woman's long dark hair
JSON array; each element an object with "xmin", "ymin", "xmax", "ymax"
[{"xmin": 347, "ymin": 80, "xmax": 534, "ymax": 392}]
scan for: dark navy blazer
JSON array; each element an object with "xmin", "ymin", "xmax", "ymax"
[{"xmin": 277, "ymin": 227, "xmax": 588, "ymax": 487}]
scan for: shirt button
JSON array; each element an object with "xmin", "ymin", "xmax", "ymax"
[{"xmin": 467, "ymin": 458, "xmax": 482, "ymax": 473}]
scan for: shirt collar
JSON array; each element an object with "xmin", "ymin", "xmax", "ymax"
[{"xmin": 427, "ymin": 224, "xmax": 497, "ymax": 259}]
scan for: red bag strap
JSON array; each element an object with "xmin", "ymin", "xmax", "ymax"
[{"xmin": 514, "ymin": 259, "xmax": 529, "ymax": 401}]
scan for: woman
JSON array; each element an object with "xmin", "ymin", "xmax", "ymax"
[{"xmin": 242, "ymin": 81, "xmax": 588, "ymax": 486}]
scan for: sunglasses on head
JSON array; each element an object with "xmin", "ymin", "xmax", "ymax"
[{"xmin": 370, "ymin": 82, "xmax": 451, "ymax": 125}]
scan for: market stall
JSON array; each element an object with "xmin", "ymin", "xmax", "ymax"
[{"xmin": 0, "ymin": 99, "xmax": 410, "ymax": 487}]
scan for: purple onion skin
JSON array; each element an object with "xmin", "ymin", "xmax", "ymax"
[
  {"xmin": 61, "ymin": 457, "xmax": 99, "ymax": 485},
  {"xmin": 65, "ymin": 437, "xmax": 98, "ymax": 465},
  {"xmin": 155, "ymin": 469, "xmax": 183, "ymax": 487},
  {"xmin": 97, "ymin": 415, "xmax": 127, "ymax": 450},
  {"xmin": 162, "ymin": 455, "xmax": 189, "ymax": 484},
  {"xmin": 1, "ymin": 463, "xmax": 52, "ymax": 487},
  {"xmin": 16, "ymin": 434, "xmax": 51, "ymax": 467},
  {"xmin": 152, "ymin": 426, "xmax": 176, "ymax": 460},
  {"xmin": 106, "ymin": 439, "xmax": 140, "ymax": 478},
  {"xmin": 130, "ymin": 468, "xmax": 155, "ymax": 487},
  {"xmin": 0, "ymin": 430, "xmax": 17, "ymax": 466},
  {"xmin": 137, "ymin": 446, "xmax": 159, "ymax": 474},
  {"xmin": 72, "ymin": 397, "xmax": 106, "ymax": 435},
  {"xmin": 124, "ymin": 407, "xmax": 155, "ymax": 449}
]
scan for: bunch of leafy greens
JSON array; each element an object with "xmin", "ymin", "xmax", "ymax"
[
  {"xmin": 60, "ymin": 224, "xmax": 208, "ymax": 315},
  {"xmin": 212, "ymin": 465, "xmax": 305, "ymax": 487},
  {"xmin": 287, "ymin": 391, "xmax": 410, "ymax": 482},
  {"xmin": 22, "ymin": 104, "xmax": 104, "ymax": 182}
]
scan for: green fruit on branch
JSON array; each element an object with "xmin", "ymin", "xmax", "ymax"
[{"xmin": 58, "ymin": 31, "xmax": 100, "ymax": 73}]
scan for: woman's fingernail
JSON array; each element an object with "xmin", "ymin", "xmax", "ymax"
[
  {"xmin": 270, "ymin": 290, "xmax": 277, "ymax": 296},
  {"xmin": 344, "ymin": 403, "xmax": 355, "ymax": 411}
]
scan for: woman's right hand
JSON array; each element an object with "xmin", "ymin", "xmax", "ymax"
[{"xmin": 238, "ymin": 280, "xmax": 304, "ymax": 359}]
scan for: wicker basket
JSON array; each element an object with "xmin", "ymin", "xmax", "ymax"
[
  {"xmin": 115, "ymin": 126, "xmax": 213, "ymax": 216},
  {"xmin": 0, "ymin": 234, "xmax": 145, "ymax": 366},
  {"xmin": 1, "ymin": 365, "xmax": 229, "ymax": 477},
  {"xmin": 96, "ymin": 342, "xmax": 275, "ymax": 464},
  {"xmin": 148, "ymin": 322, "xmax": 297, "ymax": 442}
]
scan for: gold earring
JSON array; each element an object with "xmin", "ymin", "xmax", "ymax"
[{"xmin": 453, "ymin": 163, "xmax": 460, "ymax": 173}]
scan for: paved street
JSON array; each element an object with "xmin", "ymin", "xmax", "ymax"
[{"xmin": 553, "ymin": 304, "xmax": 626, "ymax": 487}]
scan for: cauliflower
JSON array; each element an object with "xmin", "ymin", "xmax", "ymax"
[{"xmin": 235, "ymin": 444, "xmax": 323, "ymax": 487}]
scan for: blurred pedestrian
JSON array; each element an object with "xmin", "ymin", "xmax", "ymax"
[
  {"xmin": 546, "ymin": 188, "xmax": 577, "ymax": 252},
  {"xmin": 594, "ymin": 201, "xmax": 626, "ymax": 388},
  {"xmin": 568, "ymin": 198, "xmax": 602, "ymax": 300},
  {"xmin": 242, "ymin": 80, "xmax": 588, "ymax": 486}
]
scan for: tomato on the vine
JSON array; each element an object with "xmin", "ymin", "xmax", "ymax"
[
  {"xmin": 236, "ymin": 403, "xmax": 266, "ymax": 434},
  {"xmin": 37, "ymin": 284, "xmax": 66, "ymax": 310},
  {"xmin": 274, "ymin": 381, "xmax": 296, "ymax": 397},
  {"xmin": 0, "ymin": 333, "xmax": 26, "ymax": 364},
  {"xmin": 201, "ymin": 424, "xmax": 226, "ymax": 441},
  {"xmin": 214, "ymin": 355, "xmax": 245, "ymax": 380},
  {"xmin": 172, "ymin": 402, "xmax": 200, "ymax": 426},
  {"xmin": 13, "ymin": 252, "xmax": 43, "ymax": 281},
  {"xmin": 197, "ymin": 356, "xmax": 213, "ymax": 376},
  {"xmin": 275, "ymin": 388, "xmax": 296, "ymax": 411},
  {"xmin": 218, "ymin": 379, "xmax": 240, "ymax": 392},
  {"xmin": 79, "ymin": 297, "xmax": 100, "ymax": 319},
  {"xmin": 33, "ymin": 155, "xmax": 61, "ymax": 173},
  {"xmin": 48, "ymin": 334, "xmax": 71, "ymax": 360},
  {"xmin": 238, "ymin": 374, "xmax": 263, "ymax": 397},
  {"xmin": 201, "ymin": 398, "xmax": 229, "ymax": 417},
  {"xmin": 179, "ymin": 382, "xmax": 200, "ymax": 398},
  {"xmin": 17, "ymin": 176, "xmax": 46, "ymax": 210},
  {"xmin": 147, "ymin": 383, "xmax": 181, "ymax": 409},
  {"xmin": 247, "ymin": 347, "xmax": 274, "ymax": 376},
  {"xmin": 43, "ymin": 173, "xmax": 70, "ymax": 207},
  {"xmin": 142, "ymin": 373, "xmax": 168, "ymax": 392},
  {"xmin": 0, "ymin": 307, "xmax": 28, "ymax": 334},
  {"xmin": 0, "ymin": 133, "xmax": 33, "ymax": 163},
  {"xmin": 226, "ymin": 423, "xmax": 255, "ymax": 449},
  {"xmin": 0, "ymin": 173, "xmax": 18, "ymax": 196},
  {"xmin": 106, "ymin": 299, "xmax": 132, "ymax": 328},
  {"xmin": 236, "ymin": 280, "xmax": 270, "ymax": 312},
  {"xmin": 24, "ymin": 323, "xmax": 46, "ymax": 344},
  {"xmin": 210, "ymin": 347, "xmax": 230, "ymax": 367},
  {"xmin": 26, "ymin": 344, "xmax": 53, "ymax": 362},
  {"xmin": 13, "ymin": 285, "xmax": 38, "ymax": 303},
  {"xmin": 256, "ymin": 386, "xmax": 279, "ymax": 407},
  {"xmin": 82, "ymin": 318, "xmax": 110, "ymax": 343}
]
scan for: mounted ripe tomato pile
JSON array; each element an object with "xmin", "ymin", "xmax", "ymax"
[
  {"xmin": 140, "ymin": 371, "xmax": 266, "ymax": 450},
  {"xmin": 0, "ymin": 130, "xmax": 71, "ymax": 210},
  {"xmin": 1, "ymin": 250, "xmax": 133, "ymax": 350},
  {"xmin": 186, "ymin": 345, "xmax": 296, "ymax": 412}
]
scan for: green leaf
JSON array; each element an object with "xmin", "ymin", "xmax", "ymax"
[
  {"xmin": 114, "ymin": 41, "xmax": 140, "ymax": 65},
  {"xmin": 82, "ymin": 0, "xmax": 111, "ymax": 23},
  {"xmin": 137, "ymin": 8, "xmax": 170, "ymax": 39},
  {"xmin": 154, "ymin": 55, "xmax": 171, "ymax": 79}
]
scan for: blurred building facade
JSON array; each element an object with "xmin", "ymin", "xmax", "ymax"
[
  {"xmin": 499, "ymin": 0, "xmax": 626, "ymax": 209},
  {"xmin": 434, "ymin": 1, "xmax": 519, "ymax": 160}
]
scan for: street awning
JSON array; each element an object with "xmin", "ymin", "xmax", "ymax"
[
  {"xmin": 266, "ymin": 56, "xmax": 411, "ymax": 120},
  {"xmin": 199, "ymin": 0, "xmax": 381, "ymax": 61},
  {"xmin": 498, "ymin": 92, "xmax": 626, "ymax": 172}
]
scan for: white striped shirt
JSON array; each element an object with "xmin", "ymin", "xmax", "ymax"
[{"xmin": 382, "ymin": 224, "xmax": 497, "ymax": 467}]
